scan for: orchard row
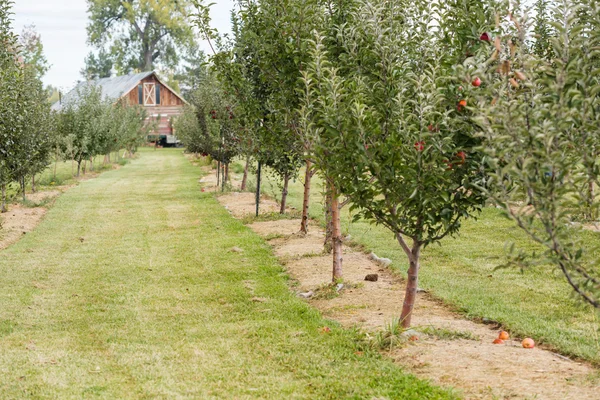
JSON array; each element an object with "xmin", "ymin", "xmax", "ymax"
[
  {"xmin": 0, "ymin": 1, "xmax": 150, "ymax": 212},
  {"xmin": 176, "ymin": 0, "xmax": 600, "ymax": 325}
]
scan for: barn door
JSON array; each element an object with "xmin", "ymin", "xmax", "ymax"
[{"xmin": 143, "ymin": 83, "xmax": 156, "ymax": 106}]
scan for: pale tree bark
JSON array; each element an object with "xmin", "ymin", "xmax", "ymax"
[
  {"xmin": 31, "ymin": 175, "xmax": 36, "ymax": 193},
  {"xmin": 89, "ymin": 157, "xmax": 94, "ymax": 172},
  {"xmin": 241, "ymin": 155, "xmax": 250, "ymax": 191},
  {"xmin": 324, "ymin": 188, "xmax": 333, "ymax": 253},
  {"xmin": 300, "ymin": 159, "xmax": 313, "ymax": 234},
  {"xmin": 20, "ymin": 176, "xmax": 26, "ymax": 202},
  {"xmin": 280, "ymin": 173, "xmax": 290, "ymax": 214},
  {"xmin": 330, "ymin": 181, "xmax": 343, "ymax": 282},
  {"xmin": 216, "ymin": 161, "xmax": 221, "ymax": 188},
  {"xmin": 221, "ymin": 163, "xmax": 227, "ymax": 192},
  {"xmin": 396, "ymin": 233, "xmax": 422, "ymax": 328},
  {"xmin": 54, "ymin": 147, "xmax": 59, "ymax": 180}
]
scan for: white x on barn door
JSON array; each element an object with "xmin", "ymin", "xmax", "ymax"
[{"xmin": 143, "ymin": 83, "xmax": 156, "ymax": 106}]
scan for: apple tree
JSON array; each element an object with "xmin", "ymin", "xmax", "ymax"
[
  {"xmin": 303, "ymin": 0, "xmax": 489, "ymax": 327},
  {"xmin": 467, "ymin": 0, "xmax": 600, "ymax": 308}
]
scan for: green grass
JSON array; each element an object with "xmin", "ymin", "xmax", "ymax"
[
  {"xmin": 0, "ymin": 149, "xmax": 454, "ymax": 399},
  {"xmin": 237, "ymin": 161, "xmax": 600, "ymax": 365}
]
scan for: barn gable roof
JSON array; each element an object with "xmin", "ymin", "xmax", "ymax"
[{"xmin": 51, "ymin": 71, "xmax": 187, "ymax": 111}]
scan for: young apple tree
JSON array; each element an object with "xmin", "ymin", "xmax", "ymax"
[
  {"xmin": 303, "ymin": 0, "xmax": 488, "ymax": 327},
  {"xmin": 467, "ymin": 0, "xmax": 600, "ymax": 308}
]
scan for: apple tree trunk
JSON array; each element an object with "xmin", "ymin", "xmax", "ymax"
[
  {"xmin": 324, "ymin": 189, "xmax": 333, "ymax": 253},
  {"xmin": 241, "ymin": 155, "xmax": 250, "ymax": 191},
  {"xmin": 300, "ymin": 159, "xmax": 313, "ymax": 234},
  {"xmin": 280, "ymin": 173, "xmax": 290, "ymax": 214},
  {"xmin": 330, "ymin": 181, "xmax": 343, "ymax": 282},
  {"xmin": 216, "ymin": 161, "xmax": 221, "ymax": 188},
  {"xmin": 399, "ymin": 239, "xmax": 422, "ymax": 328},
  {"xmin": 20, "ymin": 176, "xmax": 26, "ymax": 202},
  {"xmin": 1, "ymin": 183, "xmax": 6, "ymax": 213}
]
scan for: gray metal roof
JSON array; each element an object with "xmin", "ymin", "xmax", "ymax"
[{"xmin": 51, "ymin": 71, "xmax": 155, "ymax": 111}]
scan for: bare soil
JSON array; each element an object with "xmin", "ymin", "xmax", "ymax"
[
  {"xmin": 216, "ymin": 191, "xmax": 600, "ymax": 399},
  {"xmin": 0, "ymin": 188, "xmax": 67, "ymax": 250},
  {"xmin": 0, "ymin": 205, "xmax": 47, "ymax": 250},
  {"xmin": 217, "ymin": 192, "xmax": 280, "ymax": 218}
]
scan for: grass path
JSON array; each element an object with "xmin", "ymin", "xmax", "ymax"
[{"xmin": 0, "ymin": 149, "xmax": 452, "ymax": 399}]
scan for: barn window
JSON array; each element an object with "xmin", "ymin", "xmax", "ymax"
[
  {"xmin": 155, "ymin": 84, "xmax": 161, "ymax": 105},
  {"xmin": 138, "ymin": 84, "xmax": 143, "ymax": 104}
]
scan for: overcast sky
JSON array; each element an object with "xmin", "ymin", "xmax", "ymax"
[{"xmin": 12, "ymin": 0, "xmax": 235, "ymax": 92}]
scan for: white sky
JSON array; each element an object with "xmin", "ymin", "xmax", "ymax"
[{"xmin": 12, "ymin": 0, "xmax": 235, "ymax": 92}]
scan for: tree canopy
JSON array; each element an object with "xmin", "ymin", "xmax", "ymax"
[{"xmin": 86, "ymin": 0, "xmax": 195, "ymax": 72}]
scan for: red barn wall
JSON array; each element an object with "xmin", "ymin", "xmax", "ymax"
[{"xmin": 124, "ymin": 74, "xmax": 185, "ymax": 136}]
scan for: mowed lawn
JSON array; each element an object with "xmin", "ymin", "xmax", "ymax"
[
  {"xmin": 253, "ymin": 166, "xmax": 600, "ymax": 365},
  {"xmin": 0, "ymin": 149, "xmax": 452, "ymax": 399}
]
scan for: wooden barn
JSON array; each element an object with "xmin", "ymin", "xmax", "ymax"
[{"xmin": 52, "ymin": 71, "xmax": 187, "ymax": 146}]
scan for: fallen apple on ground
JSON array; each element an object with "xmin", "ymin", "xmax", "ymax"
[{"xmin": 522, "ymin": 338, "xmax": 535, "ymax": 348}]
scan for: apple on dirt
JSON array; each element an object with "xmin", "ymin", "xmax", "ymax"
[{"xmin": 522, "ymin": 338, "xmax": 535, "ymax": 348}]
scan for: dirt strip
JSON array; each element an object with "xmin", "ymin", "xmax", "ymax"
[
  {"xmin": 203, "ymin": 167, "xmax": 600, "ymax": 400},
  {"xmin": 0, "ymin": 190, "xmax": 63, "ymax": 250}
]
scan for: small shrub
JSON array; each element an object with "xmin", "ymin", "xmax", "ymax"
[{"xmin": 371, "ymin": 319, "xmax": 409, "ymax": 351}]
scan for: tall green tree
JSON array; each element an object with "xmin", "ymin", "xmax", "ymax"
[
  {"xmin": 18, "ymin": 24, "xmax": 50, "ymax": 79},
  {"xmin": 86, "ymin": 0, "xmax": 194, "ymax": 72},
  {"xmin": 81, "ymin": 48, "xmax": 114, "ymax": 80}
]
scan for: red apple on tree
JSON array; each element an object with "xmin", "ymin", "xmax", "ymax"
[{"xmin": 472, "ymin": 77, "xmax": 482, "ymax": 87}]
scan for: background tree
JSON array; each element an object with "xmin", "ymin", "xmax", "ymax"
[
  {"xmin": 175, "ymin": 42, "xmax": 209, "ymax": 94},
  {"xmin": 18, "ymin": 24, "xmax": 50, "ymax": 79},
  {"xmin": 86, "ymin": 0, "xmax": 194, "ymax": 72},
  {"xmin": 81, "ymin": 48, "xmax": 114, "ymax": 80}
]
